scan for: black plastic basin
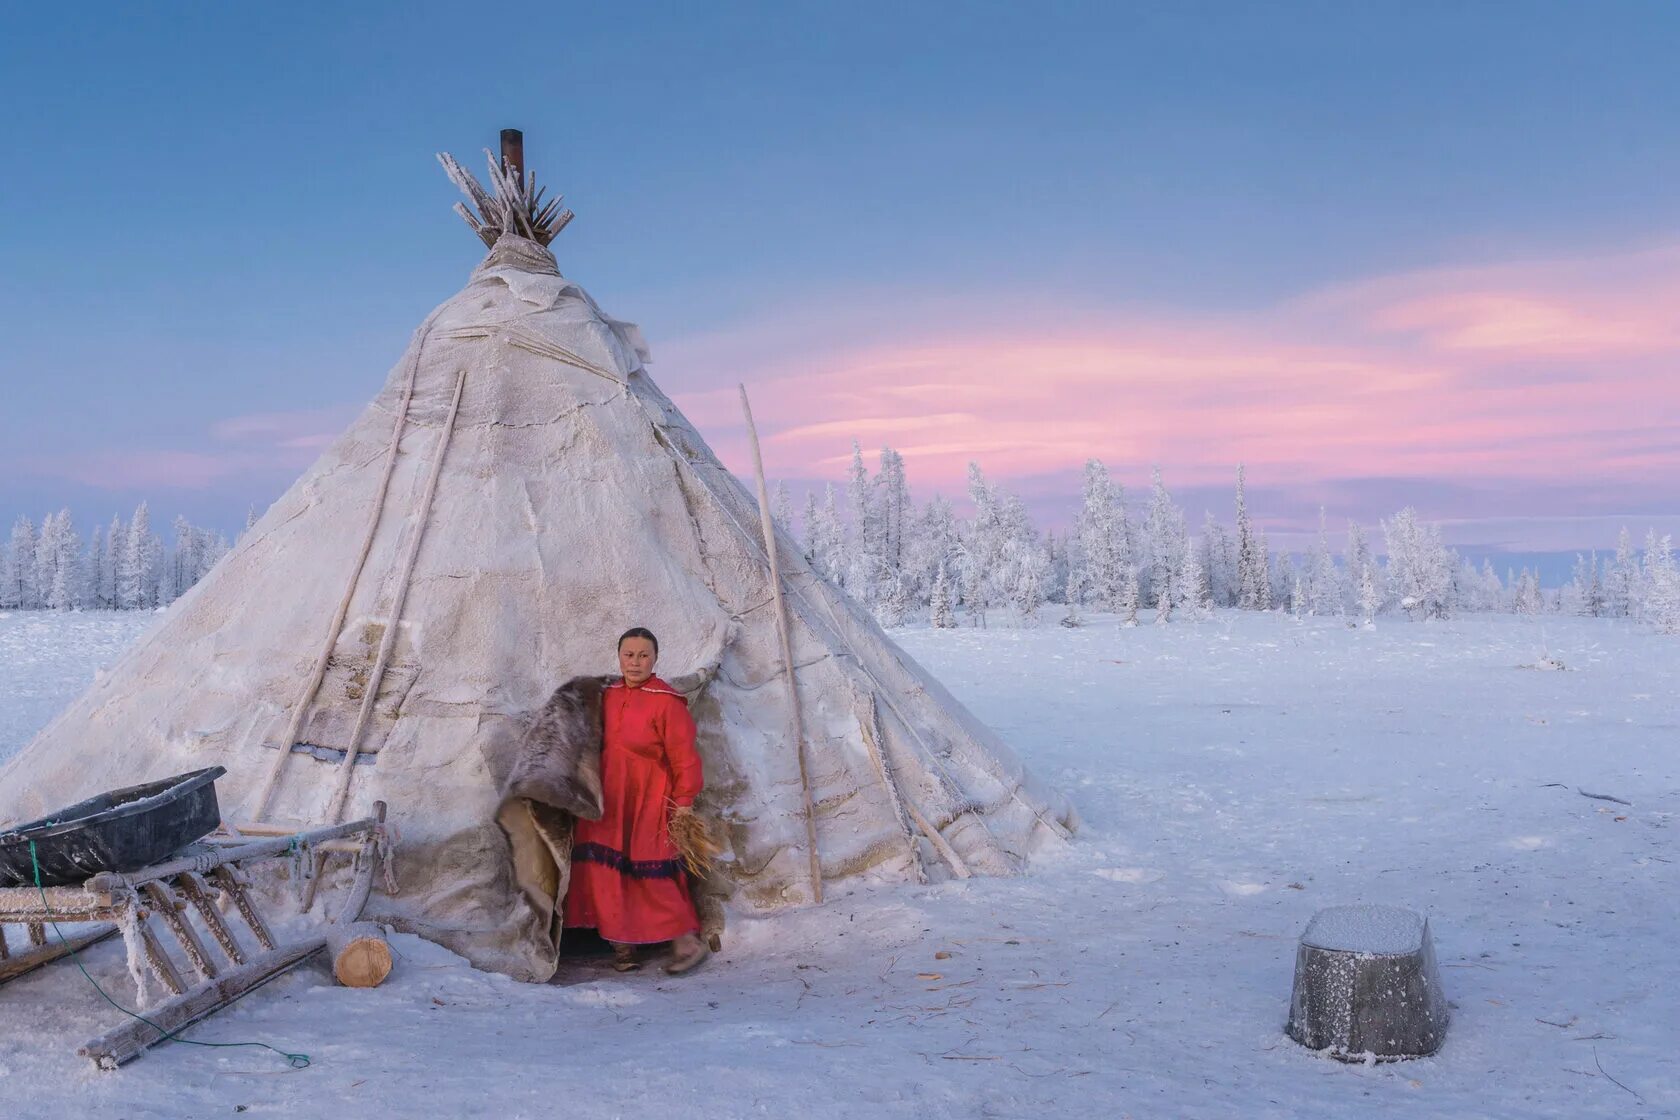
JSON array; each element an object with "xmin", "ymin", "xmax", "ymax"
[{"xmin": 0, "ymin": 767, "xmax": 227, "ymax": 888}]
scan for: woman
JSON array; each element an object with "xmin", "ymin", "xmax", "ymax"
[{"xmin": 563, "ymin": 627, "xmax": 710, "ymax": 974}]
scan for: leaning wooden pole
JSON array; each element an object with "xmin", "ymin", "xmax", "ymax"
[{"xmin": 738, "ymin": 385, "xmax": 823, "ymax": 904}]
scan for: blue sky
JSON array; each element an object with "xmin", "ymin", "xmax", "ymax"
[{"xmin": 2, "ymin": 2, "xmax": 1678, "ymax": 554}]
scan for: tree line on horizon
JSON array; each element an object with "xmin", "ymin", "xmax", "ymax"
[
  {"xmin": 2, "ymin": 457, "xmax": 1676, "ymax": 635},
  {"xmin": 0, "ymin": 503, "xmax": 237, "ymax": 612},
  {"xmin": 775, "ymin": 446, "xmax": 1680, "ymax": 634}
]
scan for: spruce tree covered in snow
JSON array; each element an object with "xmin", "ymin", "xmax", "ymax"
[
  {"xmin": 929, "ymin": 564, "xmax": 956, "ymax": 628},
  {"xmin": 7, "ymin": 516, "xmax": 38, "ymax": 610},
  {"xmin": 1357, "ymin": 557, "xmax": 1382, "ymax": 627},
  {"xmin": 1641, "ymin": 534, "xmax": 1680, "ymax": 634},
  {"xmin": 842, "ymin": 443, "xmax": 881, "ymax": 607},
  {"xmin": 1175, "ymin": 529, "xmax": 1211, "ymax": 616},
  {"xmin": 905, "ymin": 495, "xmax": 958, "ymax": 605},
  {"xmin": 1117, "ymin": 559, "xmax": 1141, "ymax": 626},
  {"xmin": 1306, "ymin": 508, "xmax": 1341, "ymax": 616},
  {"xmin": 1512, "ymin": 568, "xmax": 1544, "ymax": 615},
  {"xmin": 1345, "ymin": 523, "xmax": 1373, "ymax": 616},
  {"xmin": 120, "ymin": 502, "xmax": 157, "ymax": 610},
  {"xmin": 802, "ymin": 485, "xmax": 844, "ymax": 584},
  {"xmin": 1235, "ymin": 465, "xmax": 1269, "ymax": 610},
  {"xmin": 1382, "ymin": 507, "xmax": 1453, "ymax": 620},
  {"xmin": 87, "ymin": 525, "xmax": 106, "ymax": 610},
  {"xmin": 1142, "ymin": 467, "xmax": 1185, "ymax": 609},
  {"xmin": 771, "ymin": 482, "xmax": 793, "ymax": 538},
  {"xmin": 1608, "ymin": 528, "xmax": 1639, "ymax": 618},
  {"xmin": 100, "ymin": 513, "xmax": 123, "ymax": 609},
  {"xmin": 1203, "ymin": 513, "xmax": 1237, "ymax": 608},
  {"xmin": 1074, "ymin": 460, "xmax": 1127, "ymax": 611},
  {"xmin": 876, "ymin": 449, "xmax": 910, "ymax": 586}
]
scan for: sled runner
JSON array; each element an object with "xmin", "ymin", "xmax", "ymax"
[{"xmin": 0, "ymin": 774, "xmax": 392, "ymax": 1069}]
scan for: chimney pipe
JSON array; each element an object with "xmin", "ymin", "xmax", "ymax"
[{"xmin": 500, "ymin": 129, "xmax": 525, "ymax": 181}]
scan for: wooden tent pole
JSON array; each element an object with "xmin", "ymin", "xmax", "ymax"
[
  {"xmin": 249, "ymin": 311, "xmax": 437, "ymax": 821},
  {"xmin": 738, "ymin": 385, "xmax": 823, "ymax": 904}
]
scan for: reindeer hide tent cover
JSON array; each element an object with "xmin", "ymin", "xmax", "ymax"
[{"xmin": 0, "ymin": 142, "xmax": 1078, "ymax": 981}]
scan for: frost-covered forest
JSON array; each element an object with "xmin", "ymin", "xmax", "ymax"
[
  {"xmin": 0, "ymin": 502, "xmax": 234, "ymax": 612},
  {"xmin": 5, "ymin": 453, "xmax": 1677, "ymax": 633},
  {"xmin": 779, "ymin": 446, "xmax": 1680, "ymax": 633}
]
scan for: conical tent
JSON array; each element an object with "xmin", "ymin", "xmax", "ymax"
[{"xmin": 0, "ymin": 141, "xmax": 1077, "ymax": 981}]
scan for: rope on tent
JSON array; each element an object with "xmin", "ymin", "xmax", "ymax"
[
  {"xmin": 739, "ymin": 385, "xmax": 824, "ymax": 904},
  {"xmin": 251, "ymin": 312, "xmax": 441, "ymax": 821},
  {"xmin": 320, "ymin": 367, "xmax": 468, "ymax": 828}
]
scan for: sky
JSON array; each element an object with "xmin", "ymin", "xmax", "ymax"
[{"xmin": 2, "ymin": 2, "xmax": 1678, "ymax": 559}]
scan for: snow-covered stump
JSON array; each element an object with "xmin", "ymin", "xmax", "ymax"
[{"xmin": 1286, "ymin": 905, "xmax": 1449, "ymax": 1061}]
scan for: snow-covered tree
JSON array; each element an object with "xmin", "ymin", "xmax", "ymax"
[
  {"xmin": 771, "ymin": 482, "xmax": 794, "ymax": 538},
  {"xmin": 1641, "ymin": 532, "xmax": 1680, "ymax": 633},
  {"xmin": 86, "ymin": 525, "xmax": 106, "ymax": 610},
  {"xmin": 32, "ymin": 513, "xmax": 61, "ymax": 611},
  {"xmin": 1607, "ymin": 528, "xmax": 1638, "ymax": 618},
  {"xmin": 120, "ymin": 501, "xmax": 156, "ymax": 610},
  {"xmin": 1382, "ymin": 507, "xmax": 1452, "ymax": 620},
  {"xmin": 876, "ymin": 448, "xmax": 911, "ymax": 586},
  {"xmin": 843, "ymin": 442, "xmax": 881, "ymax": 606},
  {"xmin": 1235, "ymin": 465, "xmax": 1267, "ymax": 610},
  {"xmin": 904, "ymin": 495, "xmax": 958, "ymax": 605},
  {"xmin": 1357, "ymin": 558, "xmax": 1381, "ymax": 627},
  {"xmin": 1142, "ymin": 467, "xmax": 1185, "ymax": 609},
  {"xmin": 1117, "ymin": 561, "xmax": 1140, "ymax": 626},
  {"xmin": 0, "ymin": 516, "xmax": 33, "ymax": 609},
  {"xmin": 1203, "ymin": 513, "xmax": 1237, "ymax": 608},
  {"xmin": 999, "ymin": 532, "xmax": 1050, "ymax": 625},
  {"xmin": 1306, "ymin": 508, "xmax": 1341, "ymax": 615},
  {"xmin": 929, "ymin": 564, "xmax": 956, "ymax": 628},
  {"xmin": 100, "ymin": 513, "xmax": 123, "ymax": 609},
  {"xmin": 1344, "ymin": 523, "xmax": 1372, "ymax": 615},
  {"xmin": 802, "ymin": 485, "xmax": 844, "ymax": 584},
  {"xmin": 1512, "ymin": 568, "xmax": 1544, "ymax": 615},
  {"xmin": 1073, "ymin": 460, "xmax": 1129, "ymax": 612},
  {"xmin": 1175, "ymin": 529, "xmax": 1211, "ymax": 617}
]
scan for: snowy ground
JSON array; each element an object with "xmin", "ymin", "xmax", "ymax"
[{"xmin": 1, "ymin": 610, "xmax": 1676, "ymax": 1119}]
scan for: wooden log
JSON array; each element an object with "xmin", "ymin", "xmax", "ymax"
[
  {"xmin": 326, "ymin": 921, "xmax": 391, "ymax": 988},
  {"xmin": 80, "ymin": 935, "xmax": 328, "ymax": 1069}
]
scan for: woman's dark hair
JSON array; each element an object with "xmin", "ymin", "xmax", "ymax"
[{"xmin": 617, "ymin": 627, "xmax": 659, "ymax": 655}]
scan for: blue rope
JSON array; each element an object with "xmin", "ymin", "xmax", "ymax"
[{"xmin": 29, "ymin": 840, "xmax": 310, "ymax": 1068}]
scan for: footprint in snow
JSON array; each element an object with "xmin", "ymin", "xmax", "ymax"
[
  {"xmin": 1093, "ymin": 867, "xmax": 1166, "ymax": 884},
  {"xmin": 563, "ymin": 985, "xmax": 646, "ymax": 1008},
  {"xmin": 1218, "ymin": 880, "xmax": 1270, "ymax": 896}
]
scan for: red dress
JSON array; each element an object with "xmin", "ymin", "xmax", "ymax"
[{"xmin": 563, "ymin": 676, "xmax": 703, "ymax": 944}]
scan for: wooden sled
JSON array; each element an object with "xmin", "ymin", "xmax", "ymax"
[{"xmin": 0, "ymin": 803, "xmax": 392, "ymax": 1068}]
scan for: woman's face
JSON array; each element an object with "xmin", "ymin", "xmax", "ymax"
[{"xmin": 618, "ymin": 637, "xmax": 657, "ymax": 686}]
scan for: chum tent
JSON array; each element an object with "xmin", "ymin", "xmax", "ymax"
[{"xmin": 0, "ymin": 135, "xmax": 1077, "ymax": 981}]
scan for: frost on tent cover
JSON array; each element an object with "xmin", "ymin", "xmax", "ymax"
[{"xmin": 0, "ymin": 133, "xmax": 1076, "ymax": 982}]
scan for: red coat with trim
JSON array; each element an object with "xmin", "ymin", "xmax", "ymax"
[{"xmin": 563, "ymin": 676, "xmax": 702, "ymax": 944}]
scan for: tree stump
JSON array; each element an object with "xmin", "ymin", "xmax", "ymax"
[
  {"xmin": 1286, "ymin": 905, "xmax": 1448, "ymax": 1060},
  {"xmin": 327, "ymin": 922, "xmax": 393, "ymax": 988}
]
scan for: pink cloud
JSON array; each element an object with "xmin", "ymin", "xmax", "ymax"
[
  {"xmin": 29, "ymin": 407, "xmax": 359, "ymax": 491},
  {"xmin": 666, "ymin": 240, "xmax": 1680, "ymax": 506}
]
